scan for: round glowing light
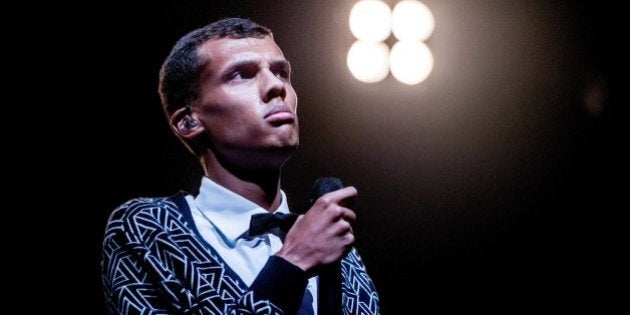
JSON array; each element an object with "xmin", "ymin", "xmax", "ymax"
[
  {"xmin": 347, "ymin": 40, "xmax": 390, "ymax": 83},
  {"xmin": 349, "ymin": 0, "xmax": 392, "ymax": 42},
  {"xmin": 391, "ymin": 0, "xmax": 435, "ymax": 41},
  {"xmin": 389, "ymin": 41, "xmax": 433, "ymax": 85}
]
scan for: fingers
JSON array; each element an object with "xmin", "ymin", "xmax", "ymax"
[
  {"xmin": 340, "ymin": 207, "xmax": 356, "ymax": 221},
  {"xmin": 279, "ymin": 188, "xmax": 359, "ymax": 271},
  {"xmin": 317, "ymin": 186, "xmax": 357, "ymax": 205},
  {"xmin": 313, "ymin": 186, "xmax": 357, "ymax": 221},
  {"xmin": 344, "ymin": 229, "xmax": 355, "ymax": 245},
  {"xmin": 333, "ymin": 218, "xmax": 354, "ymax": 238}
]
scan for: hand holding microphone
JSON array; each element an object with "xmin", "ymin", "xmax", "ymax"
[{"xmin": 276, "ymin": 177, "xmax": 357, "ymax": 273}]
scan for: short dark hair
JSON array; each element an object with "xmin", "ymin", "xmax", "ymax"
[{"xmin": 158, "ymin": 17, "xmax": 272, "ymax": 155}]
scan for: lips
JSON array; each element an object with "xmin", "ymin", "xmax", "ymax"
[{"xmin": 264, "ymin": 105, "xmax": 295, "ymax": 125}]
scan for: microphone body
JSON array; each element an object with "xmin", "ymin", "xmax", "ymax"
[
  {"xmin": 309, "ymin": 177, "xmax": 344, "ymax": 206},
  {"xmin": 309, "ymin": 177, "xmax": 344, "ymax": 315}
]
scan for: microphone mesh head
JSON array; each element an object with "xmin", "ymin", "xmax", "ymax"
[{"xmin": 309, "ymin": 177, "xmax": 344, "ymax": 206}]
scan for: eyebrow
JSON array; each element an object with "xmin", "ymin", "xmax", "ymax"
[
  {"xmin": 220, "ymin": 59, "xmax": 291, "ymax": 78},
  {"xmin": 272, "ymin": 59, "xmax": 292, "ymax": 72}
]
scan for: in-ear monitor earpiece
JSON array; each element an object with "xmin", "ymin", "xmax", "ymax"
[{"xmin": 183, "ymin": 105, "xmax": 199, "ymax": 129}]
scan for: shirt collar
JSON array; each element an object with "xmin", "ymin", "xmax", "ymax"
[{"xmin": 194, "ymin": 177, "xmax": 290, "ymax": 244}]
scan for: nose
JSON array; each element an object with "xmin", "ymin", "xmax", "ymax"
[{"xmin": 261, "ymin": 69, "xmax": 286, "ymax": 103}]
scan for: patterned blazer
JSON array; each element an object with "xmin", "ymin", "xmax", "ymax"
[{"xmin": 102, "ymin": 193, "xmax": 380, "ymax": 314}]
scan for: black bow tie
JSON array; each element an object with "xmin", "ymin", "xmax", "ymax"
[{"xmin": 249, "ymin": 212, "xmax": 298, "ymax": 239}]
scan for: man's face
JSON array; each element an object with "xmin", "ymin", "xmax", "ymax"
[{"xmin": 193, "ymin": 36, "xmax": 299, "ymax": 169}]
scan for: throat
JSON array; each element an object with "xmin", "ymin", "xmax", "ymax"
[{"xmin": 201, "ymin": 148, "xmax": 285, "ymax": 211}]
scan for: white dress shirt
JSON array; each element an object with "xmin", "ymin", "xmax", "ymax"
[{"xmin": 187, "ymin": 177, "xmax": 318, "ymax": 313}]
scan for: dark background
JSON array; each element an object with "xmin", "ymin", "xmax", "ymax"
[{"xmin": 91, "ymin": 0, "xmax": 622, "ymax": 313}]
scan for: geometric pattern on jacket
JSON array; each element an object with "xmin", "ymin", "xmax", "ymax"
[{"xmin": 102, "ymin": 193, "xmax": 380, "ymax": 314}]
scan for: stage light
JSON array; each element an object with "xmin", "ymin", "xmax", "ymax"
[
  {"xmin": 392, "ymin": 0, "xmax": 435, "ymax": 41},
  {"xmin": 347, "ymin": 41, "xmax": 390, "ymax": 83},
  {"xmin": 349, "ymin": 0, "xmax": 392, "ymax": 42},
  {"xmin": 389, "ymin": 40, "xmax": 433, "ymax": 85},
  {"xmin": 348, "ymin": 0, "xmax": 434, "ymax": 84}
]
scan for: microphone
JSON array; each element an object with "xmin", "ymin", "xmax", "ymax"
[
  {"xmin": 309, "ymin": 177, "xmax": 344, "ymax": 315},
  {"xmin": 309, "ymin": 177, "xmax": 344, "ymax": 207}
]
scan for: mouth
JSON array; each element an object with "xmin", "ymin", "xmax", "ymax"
[{"xmin": 264, "ymin": 105, "xmax": 295, "ymax": 126}]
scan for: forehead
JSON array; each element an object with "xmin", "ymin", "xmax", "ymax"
[{"xmin": 197, "ymin": 36, "xmax": 286, "ymax": 72}]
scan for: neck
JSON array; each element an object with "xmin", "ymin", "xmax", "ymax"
[{"xmin": 200, "ymin": 154, "xmax": 283, "ymax": 212}]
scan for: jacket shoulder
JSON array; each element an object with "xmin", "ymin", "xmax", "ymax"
[
  {"xmin": 108, "ymin": 196, "xmax": 175, "ymax": 221},
  {"xmin": 104, "ymin": 195, "xmax": 188, "ymax": 237}
]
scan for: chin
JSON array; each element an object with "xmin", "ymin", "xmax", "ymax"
[
  {"xmin": 273, "ymin": 142, "xmax": 298, "ymax": 155},
  {"xmin": 273, "ymin": 129, "xmax": 299, "ymax": 147},
  {"xmin": 272, "ymin": 142, "xmax": 298, "ymax": 160}
]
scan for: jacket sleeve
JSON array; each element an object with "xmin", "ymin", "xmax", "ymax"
[
  {"xmin": 341, "ymin": 248, "xmax": 381, "ymax": 315},
  {"xmin": 102, "ymin": 200, "xmax": 301, "ymax": 315}
]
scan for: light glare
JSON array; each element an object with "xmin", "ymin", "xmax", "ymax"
[
  {"xmin": 389, "ymin": 41, "xmax": 433, "ymax": 85},
  {"xmin": 392, "ymin": 0, "xmax": 435, "ymax": 41},
  {"xmin": 349, "ymin": 0, "xmax": 392, "ymax": 42},
  {"xmin": 347, "ymin": 41, "xmax": 390, "ymax": 83}
]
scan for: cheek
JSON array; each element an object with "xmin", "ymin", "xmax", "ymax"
[
  {"xmin": 203, "ymin": 107, "xmax": 254, "ymax": 138},
  {"xmin": 288, "ymin": 87, "xmax": 298, "ymax": 112},
  {"xmin": 224, "ymin": 111, "xmax": 261, "ymax": 134}
]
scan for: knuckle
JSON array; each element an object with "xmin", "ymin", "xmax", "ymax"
[
  {"xmin": 331, "ymin": 206, "xmax": 343, "ymax": 217},
  {"xmin": 318, "ymin": 196, "xmax": 332, "ymax": 205},
  {"xmin": 346, "ymin": 210, "xmax": 357, "ymax": 220},
  {"xmin": 339, "ymin": 220, "xmax": 351, "ymax": 230}
]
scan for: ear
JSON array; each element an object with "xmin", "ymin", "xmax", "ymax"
[{"xmin": 170, "ymin": 106, "xmax": 204, "ymax": 139}]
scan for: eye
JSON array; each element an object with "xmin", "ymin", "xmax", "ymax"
[
  {"xmin": 272, "ymin": 64, "xmax": 291, "ymax": 80},
  {"xmin": 228, "ymin": 70, "xmax": 255, "ymax": 81},
  {"xmin": 223, "ymin": 63, "xmax": 259, "ymax": 83},
  {"xmin": 274, "ymin": 68, "xmax": 290, "ymax": 79}
]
